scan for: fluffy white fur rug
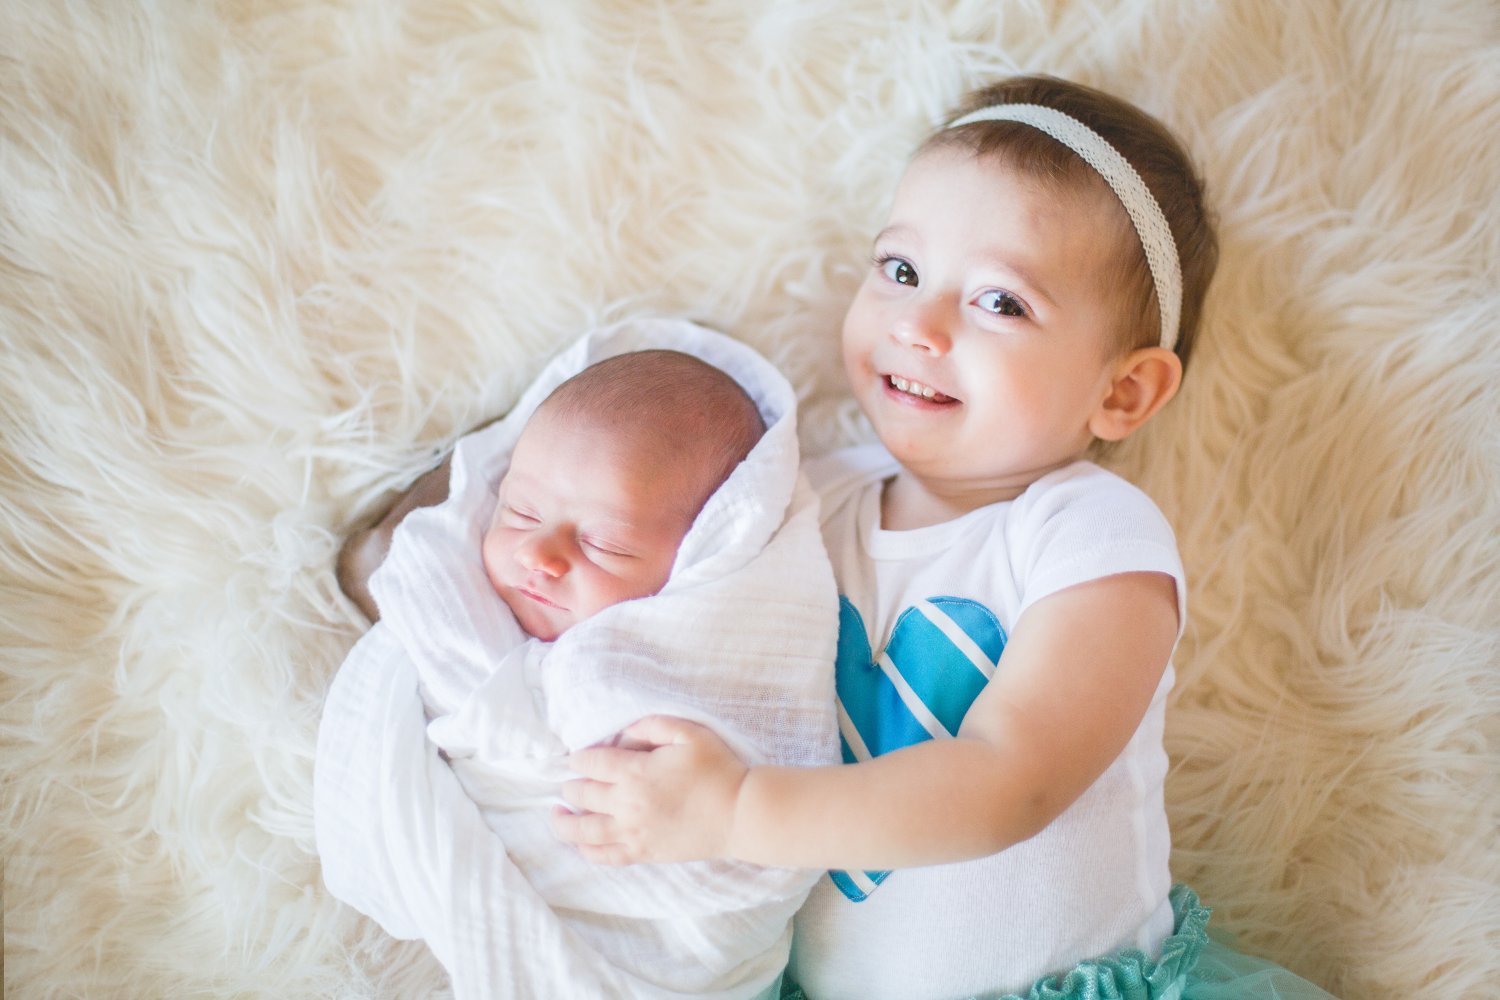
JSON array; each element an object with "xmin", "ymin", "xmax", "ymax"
[{"xmin": 2, "ymin": 2, "xmax": 1496, "ymax": 997}]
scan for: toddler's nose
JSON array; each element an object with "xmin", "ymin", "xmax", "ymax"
[{"xmin": 893, "ymin": 296, "xmax": 955, "ymax": 355}]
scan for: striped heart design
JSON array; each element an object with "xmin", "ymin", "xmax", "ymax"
[{"xmin": 829, "ymin": 594, "xmax": 1007, "ymax": 902}]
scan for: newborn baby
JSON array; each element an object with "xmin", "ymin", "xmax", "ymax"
[
  {"xmin": 315, "ymin": 321, "xmax": 840, "ymax": 1000},
  {"xmin": 478, "ymin": 348, "xmax": 765, "ymax": 642}
]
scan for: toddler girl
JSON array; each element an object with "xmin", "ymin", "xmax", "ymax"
[{"xmin": 554, "ymin": 76, "xmax": 1335, "ymax": 1000}]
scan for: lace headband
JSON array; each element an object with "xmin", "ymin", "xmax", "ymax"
[{"xmin": 946, "ymin": 103, "xmax": 1182, "ymax": 352}]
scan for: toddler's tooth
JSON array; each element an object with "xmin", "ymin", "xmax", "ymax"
[{"xmin": 888, "ymin": 374, "xmax": 946, "ymax": 400}]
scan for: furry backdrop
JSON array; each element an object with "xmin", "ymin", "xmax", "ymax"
[{"xmin": 2, "ymin": 2, "xmax": 1496, "ymax": 997}]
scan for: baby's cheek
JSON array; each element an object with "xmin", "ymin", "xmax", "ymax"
[
  {"xmin": 478, "ymin": 530, "xmax": 507, "ymax": 591},
  {"xmin": 595, "ymin": 559, "xmax": 663, "ymax": 602},
  {"xmin": 628, "ymin": 571, "xmax": 673, "ymax": 605}
]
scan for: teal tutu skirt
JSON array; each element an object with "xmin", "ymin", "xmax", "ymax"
[{"xmin": 779, "ymin": 885, "xmax": 1339, "ymax": 1000}]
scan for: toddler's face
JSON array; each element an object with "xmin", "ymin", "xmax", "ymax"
[
  {"xmin": 841, "ymin": 146, "xmax": 1133, "ymax": 503},
  {"xmin": 481, "ymin": 414, "xmax": 699, "ymax": 641}
]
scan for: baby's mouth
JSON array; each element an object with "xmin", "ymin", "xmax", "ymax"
[
  {"xmin": 517, "ymin": 586, "xmax": 564, "ymax": 610},
  {"xmin": 885, "ymin": 374, "xmax": 957, "ymax": 404}
]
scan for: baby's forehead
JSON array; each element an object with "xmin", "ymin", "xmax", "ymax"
[
  {"xmin": 528, "ymin": 404, "xmax": 677, "ymax": 459},
  {"xmin": 515, "ymin": 406, "xmax": 721, "ymax": 498}
]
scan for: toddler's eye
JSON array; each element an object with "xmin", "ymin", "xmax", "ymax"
[
  {"xmin": 976, "ymin": 290, "xmax": 1027, "ymax": 318},
  {"xmin": 879, "ymin": 257, "xmax": 918, "ymax": 287}
]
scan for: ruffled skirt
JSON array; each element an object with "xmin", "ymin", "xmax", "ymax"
[{"xmin": 779, "ymin": 885, "xmax": 1339, "ymax": 1000}]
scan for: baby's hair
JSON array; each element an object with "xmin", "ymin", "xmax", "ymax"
[
  {"xmin": 537, "ymin": 349, "xmax": 765, "ymax": 516},
  {"xmin": 922, "ymin": 75, "xmax": 1218, "ymax": 373}
]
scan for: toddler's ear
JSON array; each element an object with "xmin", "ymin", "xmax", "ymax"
[{"xmin": 1089, "ymin": 347, "xmax": 1183, "ymax": 442}]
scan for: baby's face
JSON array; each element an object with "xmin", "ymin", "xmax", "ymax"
[{"xmin": 480, "ymin": 413, "xmax": 701, "ymax": 641}]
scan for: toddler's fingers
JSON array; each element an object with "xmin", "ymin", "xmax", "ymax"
[
  {"xmin": 549, "ymin": 804, "xmax": 617, "ymax": 847},
  {"xmin": 620, "ymin": 714, "xmax": 706, "ymax": 747},
  {"xmin": 558, "ymin": 777, "xmax": 610, "ymax": 816},
  {"xmin": 568, "ymin": 745, "xmax": 641, "ymax": 779}
]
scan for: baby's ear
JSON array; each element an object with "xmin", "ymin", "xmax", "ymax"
[{"xmin": 1089, "ymin": 347, "xmax": 1183, "ymax": 442}]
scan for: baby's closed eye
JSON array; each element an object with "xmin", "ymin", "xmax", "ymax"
[
  {"xmin": 500, "ymin": 504, "xmax": 540, "ymax": 526},
  {"xmin": 581, "ymin": 536, "xmax": 636, "ymax": 559}
]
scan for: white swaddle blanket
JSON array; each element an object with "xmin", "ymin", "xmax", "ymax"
[{"xmin": 315, "ymin": 319, "xmax": 841, "ymax": 999}]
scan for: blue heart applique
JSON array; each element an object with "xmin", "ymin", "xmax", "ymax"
[{"xmin": 829, "ymin": 594, "xmax": 1007, "ymax": 902}]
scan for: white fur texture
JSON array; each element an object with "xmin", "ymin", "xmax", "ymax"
[{"xmin": 1, "ymin": 2, "xmax": 1495, "ymax": 997}]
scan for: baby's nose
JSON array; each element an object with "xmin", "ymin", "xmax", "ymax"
[{"xmin": 517, "ymin": 532, "xmax": 569, "ymax": 577}]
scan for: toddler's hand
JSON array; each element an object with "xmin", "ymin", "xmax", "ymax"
[{"xmin": 552, "ymin": 715, "xmax": 747, "ymax": 865}]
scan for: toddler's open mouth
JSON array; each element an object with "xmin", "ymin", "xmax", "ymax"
[{"xmin": 884, "ymin": 373, "xmax": 957, "ymax": 404}]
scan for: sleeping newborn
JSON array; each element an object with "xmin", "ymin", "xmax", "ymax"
[
  {"xmin": 314, "ymin": 320, "xmax": 840, "ymax": 1000},
  {"xmin": 478, "ymin": 349, "xmax": 764, "ymax": 644}
]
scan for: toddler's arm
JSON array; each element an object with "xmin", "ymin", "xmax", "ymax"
[{"xmin": 555, "ymin": 570, "xmax": 1178, "ymax": 870}]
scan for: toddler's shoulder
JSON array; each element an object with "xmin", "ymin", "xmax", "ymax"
[
  {"xmin": 1004, "ymin": 463, "xmax": 1186, "ymax": 627},
  {"xmin": 1016, "ymin": 461, "xmax": 1173, "ymax": 539}
]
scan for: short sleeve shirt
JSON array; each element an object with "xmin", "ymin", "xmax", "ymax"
[{"xmin": 789, "ymin": 445, "xmax": 1184, "ymax": 1000}]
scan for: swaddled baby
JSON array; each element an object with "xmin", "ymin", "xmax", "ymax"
[
  {"xmin": 412, "ymin": 349, "xmax": 778, "ymax": 858},
  {"xmin": 340, "ymin": 348, "xmax": 764, "ymax": 643},
  {"xmin": 412, "ymin": 349, "xmax": 773, "ymax": 822},
  {"xmin": 316, "ymin": 324, "xmax": 840, "ymax": 1000},
  {"xmin": 478, "ymin": 349, "xmax": 764, "ymax": 645}
]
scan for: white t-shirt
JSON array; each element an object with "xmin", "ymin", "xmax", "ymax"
[{"xmin": 789, "ymin": 445, "xmax": 1186, "ymax": 1000}]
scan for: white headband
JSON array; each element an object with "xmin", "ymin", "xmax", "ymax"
[{"xmin": 946, "ymin": 103, "xmax": 1182, "ymax": 352}]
